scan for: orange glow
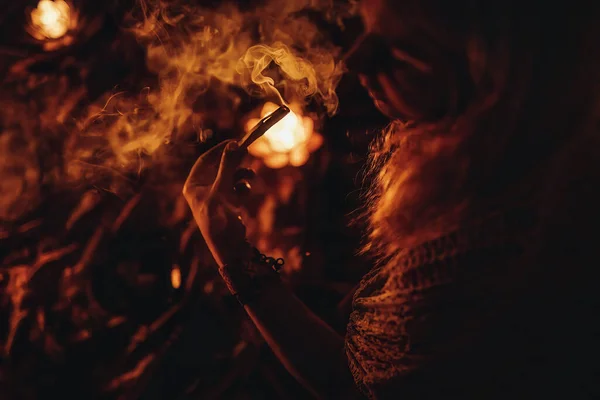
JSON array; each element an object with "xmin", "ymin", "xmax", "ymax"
[
  {"xmin": 30, "ymin": 0, "xmax": 72, "ymax": 40},
  {"xmin": 170, "ymin": 265, "xmax": 182, "ymax": 289},
  {"xmin": 245, "ymin": 102, "xmax": 323, "ymax": 169}
]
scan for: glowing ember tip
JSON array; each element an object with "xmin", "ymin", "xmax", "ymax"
[{"xmin": 30, "ymin": 0, "xmax": 71, "ymax": 40}]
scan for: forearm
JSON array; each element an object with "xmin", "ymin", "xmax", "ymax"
[
  {"xmin": 185, "ymin": 143, "xmax": 361, "ymax": 397},
  {"xmin": 207, "ymin": 239, "xmax": 360, "ymax": 398},
  {"xmin": 243, "ymin": 279, "xmax": 361, "ymax": 399}
]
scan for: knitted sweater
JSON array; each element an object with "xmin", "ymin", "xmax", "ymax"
[{"xmin": 344, "ymin": 200, "xmax": 597, "ymax": 399}]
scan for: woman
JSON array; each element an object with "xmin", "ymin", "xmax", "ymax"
[{"xmin": 184, "ymin": 0, "xmax": 600, "ymax": 398}]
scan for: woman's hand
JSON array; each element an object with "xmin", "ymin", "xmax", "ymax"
[
  {"xmin": 183, "ymin": 140, "xmax": 252, "ymax": 267},
  {"xmin": 183, "ymin": 142, "xmax": 358, "ymax": 400}
]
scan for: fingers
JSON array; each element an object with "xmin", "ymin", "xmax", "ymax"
[
  {"xmin": 184, "ymin": 139, "xmax": 255, "ymax": 214},
  {"xmin": 211, "ymin": 142, "xmax": 248, "ymax": 198},
  {"xmin": 184, "ymin": 140, "xmax": 231, "ymax": 195}
]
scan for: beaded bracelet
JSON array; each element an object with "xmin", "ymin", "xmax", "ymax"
[{"xmin": 219, "ymin": 247, "xmax": 285, "ymax": 305}]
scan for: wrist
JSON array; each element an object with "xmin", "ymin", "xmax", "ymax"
[
  {"xmin": 211, "ymin": 239, "xmax": 253, "ymax": 268},
  {"xmin": 218, "ymin": 247, "xmax": 285, "ymax": 305}
]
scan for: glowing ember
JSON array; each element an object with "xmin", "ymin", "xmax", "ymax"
[
  {"xmin": 30, "ymin": 0, "xmax": 71, "ymax": 40},
  {"xmin": 170, "ymin": 265, "xmax": 182, "ymax": 289},
  {"xmin": 245, "ymin": 102, "xmax": 323, "ymax": 169}
]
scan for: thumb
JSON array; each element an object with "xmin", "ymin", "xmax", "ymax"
[{"xmin": 211, "ymin": 141, "xmax": 247, "ymax": 196}]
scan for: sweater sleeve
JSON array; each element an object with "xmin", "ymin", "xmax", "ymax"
[{"xmin": 345, "ymin": 212, "xmax": 528, "ymax": 399}]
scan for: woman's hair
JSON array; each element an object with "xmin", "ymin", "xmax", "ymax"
[{"xmin": 361, "ymin": 0, "xmax": 600, "ymax": 261}]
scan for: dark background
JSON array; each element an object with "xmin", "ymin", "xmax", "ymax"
[{"xmin": 0, "ymin": 1, "xmax": 390, "ymax": 399}]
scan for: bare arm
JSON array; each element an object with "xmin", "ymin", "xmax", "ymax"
[
  {"xmin": 242, "ymin": 279, "xmax": 362, "ymax": 399},
  {"xmin": 183, "ymin": 142, "xmax": 362, "ymax": 398}
]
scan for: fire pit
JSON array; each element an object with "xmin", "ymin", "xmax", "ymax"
[{"xmin": 0, "ymin": 0, "xmax": 367, "ymax": 398}]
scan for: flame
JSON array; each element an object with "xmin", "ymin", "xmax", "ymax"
[
  {"xmin": 30, "ymin": 0, "xmax": 71, "ymax": 40},
  {"xmin": 245, "ymin": 102, "xmax": 323, "ymax": 169}
]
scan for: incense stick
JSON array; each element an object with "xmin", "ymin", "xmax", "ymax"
[{"xmin": 238, "ymin": 105, "xmax": 290, "ymax": 150}]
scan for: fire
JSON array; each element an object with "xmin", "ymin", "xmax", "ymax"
[
  {"xmin": 0, "ymin": 0, "xmax": 353, "ymax": 396},
  {"xmin": 30, "ymin": 0, "xmax": 72, "ymax": 40},
  {"xmin": 245, "ymin": 102, "xmax": 323, "ymax": 169}
]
